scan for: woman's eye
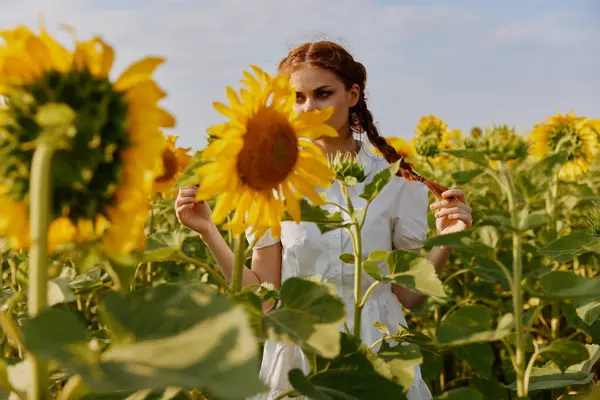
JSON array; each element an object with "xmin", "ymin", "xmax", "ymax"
[
  {"xmin": 295, "ymin": 94, "xmax": 306, "ymax": 104},
  {"xmin": 316, "ymin": 91, "xmax": 331, "ymax": 98}
]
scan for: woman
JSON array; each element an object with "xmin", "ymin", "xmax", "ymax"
[{"xmin": 176, "ymin": 41, "xmax": 472, "ymax": 400}]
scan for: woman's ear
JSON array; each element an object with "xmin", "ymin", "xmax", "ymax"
[{"xmin": 348, "ymin": 83, "xmax": 361, "ymax": 108}]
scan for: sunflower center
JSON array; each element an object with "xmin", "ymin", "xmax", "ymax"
[
  {"xmin": 2, "ymin": 69, "xmax": 130, "ymax": 221},
  {"xmin": 155, "ymin": 148, "xmax": 179, "ymax": 183},
  {"xmin": 236, "ymin": 108, "xmax": 298, "ymax": 190}
]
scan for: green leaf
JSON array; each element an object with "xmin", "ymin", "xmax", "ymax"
[
  {"xmin": 423, "ymin": 229, "xmax": 493, "ymax": 255},
  {"xmin": 538, "ymin": 339, "xmax": 590, "ymax": 373},
  {"xmin": 288, "ymin": 334, "xmax": 407, "ymax": 399},
  {"xmin": 538, "ymin": 229, "xmax": 599, "ymax": 261},
  {"xmin": 539, "ymin": 271, "xmax": 600, "ymax": 299},
  {"xmin": 451, "ymin": 169, "xmax": 484, "ymax": 185},
  {"xmin": 507, "ymin": 344, "xmax": 600, "ymax": 391},
  {"xmin": 451, "ymin": 343, "xmax": 494, "ymax": 380},
  {"xmin": 285, "ymin": 200, "xmax": 347, "ymax": 234},
  {"xmin": 363, "ymin": 261, "xmax": 383, "ymax": 281},
  {"xmin": 477, "ymin": 226, "xmax": 499, "ymax": 249},
  {"xmin": 441, "ymin": 149, "xmax": 489, "ymax": 167},
  {"xmin": 359, "ymin": 161, "xmax": 400, "ymax": 203},
  {"xmin": 143, "ymin": 233, "xmax": 182, "ymax": 262},
  {"xmin": 436, "ymin": 306, "xmax": 514, "ymax": 347},
  {"xmin": 520, "ymin": 210, "xmax": 547, "ymax": 231},
  {"xmin": 386, "ymin": 251, "xmax": 446, "ymax": 298},
  {"xmin": 434, "ymin": 387, "xmax": 483, "ymax": 400},
  {"xmin": 339, "ymin": 253, "xmax": 355, "ymax": 264},
  {"xmin": 47, "ymin": 275, "xmax": 77, "ymax": 306},
  {"xmin": 24, "ymin": 284, "xmax": 265, "ymax": 399},
  {"xmin": 377, "ymin": 341, "xmax": 423, "ymax": 390},
  {"xmin": 262, "ymin": 277, "xmax": 346, "ymax": 359},
  {"xmin": 575, "ymin": 297, "xmax": 600, "ymax": 325},
  {"xmin": 470, "ymin": 376, "xmax": 510, "ymax": 400},
  {"xmin": 368, "ymin": 250, "xmax": 389, "ymax": 263},
  {"xmin": 471, "ymin": 257, "xmax": 511, "ymax": 290}
]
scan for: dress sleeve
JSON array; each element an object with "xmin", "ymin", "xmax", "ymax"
[
  {"xmin": 391, "ymin": 178, "xmax": 429, "ymax": 250},
  {"xmin": 246, "ymin": 228, "xmax": 281, "ymax": 250}
]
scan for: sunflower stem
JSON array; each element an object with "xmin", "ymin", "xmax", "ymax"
[
  {"xmin": 231, "ymin": 234, "xmax": 246, "ymax": 293},
  {"xmin": 27, "ymin": 143, "xmax": 55, "ymax": 400},
  {"xmin": 501, "ymin": 162, "xmax": 526, "ymax": 397},
  {"xmin": 341, "ymin": 184, "xmax": 363, "ymax": 339}
]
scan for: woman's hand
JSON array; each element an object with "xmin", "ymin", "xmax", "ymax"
[
  {"xmin": 430, "ymin": 188, "xmax": 472, "ymax": 235},
  {"xmin": 175, "ymin": 186, "xmax": 216, "ymax": 236}
]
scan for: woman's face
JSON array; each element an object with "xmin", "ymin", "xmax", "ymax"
[{"xmin": 289, "ymin": 66, "xmax": 359, "ymax": 138}]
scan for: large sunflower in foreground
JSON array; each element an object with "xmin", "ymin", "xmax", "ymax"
[
  {"xmin": 0, "ymin": 25, "xmax": 173, "ymax": 253},
  {"xmin": 196, "ymin": 65, "xmax": 336, "ymax": 238},
  {"xmin": 528, "ymin": 111, "xmax": 600, "ymax": 181},
  {"xmin": 153, "ymin": 135, "xmax": 191, "ymax": 195}
]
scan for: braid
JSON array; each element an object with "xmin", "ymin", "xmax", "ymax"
[{"xmin": 355, "ymin": 91, "xmax": 449, "ymax": 199}]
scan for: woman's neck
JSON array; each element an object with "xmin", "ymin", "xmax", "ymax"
[{"xmin": 315, "ymin": 125, "xmax": 361, "ymax": 158}]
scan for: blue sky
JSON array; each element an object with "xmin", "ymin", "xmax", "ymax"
[{"xmin": 2, "ymin": 0, "xmax": 598, "ymax": 150}]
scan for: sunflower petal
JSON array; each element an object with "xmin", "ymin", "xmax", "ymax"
[
  {"xmin": 292, "ymin": 107, "xmax": 334, "ymax": 131},
  {"xmin": 282, "ymin": 181, "xmax": 300, "ymax": 223},
  {"xmin": 212, "ymin": 192, "xmax": 238, "ymax": 224},
  {"xmin": 289, "ymin": 174, "xmax": 326, "ymax": 205},
  {"xmin": 114, "ymin": 57, "xmax": 165, "ymax": 92}
]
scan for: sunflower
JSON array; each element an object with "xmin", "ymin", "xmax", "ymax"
[
  {"xmin": 415, "ymin": 115, "xmax": 448, "ymax": 138},
  {"xmin": 153, "ymin": 135, "xmax": 191, "ymax": 195},
  {"xmin": 528, "ymin": 111, "xmax": 600, "ymax": 181},
  {"xmin": 414, "ymin": 115, "xmax": 448, "ymax": 158},
  {"xmin": 195, "ymin": 65, "xmax": 336, "ymax": 238},
  {"xmin": 0, "ymin": 25, "xmax": 173, "ymax": 253}
]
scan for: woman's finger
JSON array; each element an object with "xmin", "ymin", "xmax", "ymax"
[
  {"xmin": 442, "ymin": 189, "xmax": 467, "ymax": 204},
  {"xmin": 178, "ymin": 188, "xmax": 197, "ymax": 198},
  {"xmin": 448, "ymin": 212, "xmax": 472, "ymax": 226},
  {"xmin": 175, "ymin": 196, "xmax": 196, "ymax": 207},
  {"xmin": 435, "ymin": 207, "xmax": 463, "ymax": 218}
]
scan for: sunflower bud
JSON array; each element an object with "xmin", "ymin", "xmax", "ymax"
[
  {"xmin": 483, "ymin": 125, "xmax": 528, "ymax": 161},
  {"xmin": 330, "ymin": 152, "xmax": 366, "ymax": 186},
  {"xmin": 471, "ymin": 127, "xmax": 483, "ymax": 138},
  {"xmin": 415, "ymin": 134, "xmax": 439, "ymax": 158}
]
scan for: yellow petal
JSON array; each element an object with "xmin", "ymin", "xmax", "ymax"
[
  {"xmin": 295, "ymin": 123, "xmax": 339, "ymax": 139},
  {"xmin": 201, "ymin": 138, "xmax": 243, "ymax": 161},
  {"xmin": 282, "ymin": 181, "xmax": 300, "ymax": 223},
  {"xmin": 289, "ymin": 174, "xmax": 325, "ymax": 205},
  {"xmin": 114, "ymin": 57, "xmax": 165, "ymax": 92},
  {"xmin": 292, "ymin": 107, "xmax": 334, "ymax": 131},
  {"xmin": 213, "ymin": 101, "xmax": 245, "ymax": 120},
  {"xmin": 212, "ymin": 192, "xmax": 238, "ymax": 224}
]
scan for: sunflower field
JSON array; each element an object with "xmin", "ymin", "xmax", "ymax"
[{"xmin": 1, "ymin": 25, "xmax": 600, "ymax": 400}]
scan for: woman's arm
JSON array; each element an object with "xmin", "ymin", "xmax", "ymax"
[
  {"xmin": 201, "ymin": 225, "xmax": 282, "ymax": 312},
  {"xmin": 393, "ymin": 188, "xmax": 471, "ymax": 310}
]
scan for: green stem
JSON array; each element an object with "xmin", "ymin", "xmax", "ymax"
[
  {"xmin": 523, "ymin": 342, "xmax": 540, "ymax": 394},
  {"xmin": 504, "ymin": 163, "xmax": 526, "ymax": 397},
  {"xmin": 352, "ymin": 223, "xmax": 363, "ymax": 339},
  {"xmin": 273, "ymin": 390, "xmax": 296, "ymax": 400},
  {"xmin": 341, "ymin": 184, "xmax": 363, "ymax": 339},
  {"xmin": 231, "ymin": 234, "xmax": 246, "ymax": 293},
  {"xmin": 27, "ymin": 144, "xmax": 55, "ymax": 400},
  {"xmin": 359, "ymin": 280, "xmax": 380, "ymax": 308}
]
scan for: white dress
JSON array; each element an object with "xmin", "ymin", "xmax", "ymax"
[{"xmin": 248, "ymin": 146, "xmax": 433, "ymax": 400}]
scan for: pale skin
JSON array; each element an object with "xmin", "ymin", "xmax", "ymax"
[{"xmin": 176, "ymin": 66, "xmax": 473, "ymax": 311}]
